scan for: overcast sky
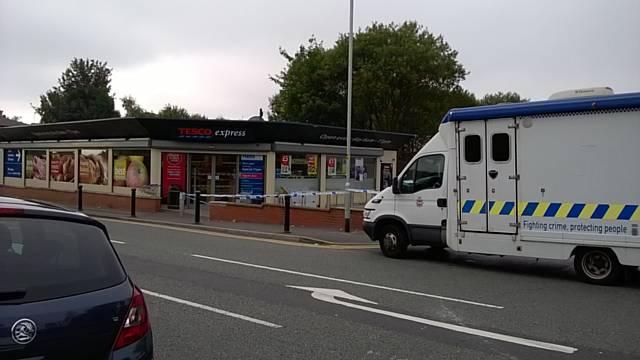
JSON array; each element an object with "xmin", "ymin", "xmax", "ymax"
[{"xmin": 1, "ymin": 0, "xmax": 638, "ymax": 123}]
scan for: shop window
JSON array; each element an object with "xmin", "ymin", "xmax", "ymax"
[
  {"xmin": 50, "ymin": 151, "xmax": 75, "ymax": 183},
  {"xmin": 113, "ymin": 150, "xmax": 151, "ymax": 188},
  {"xmin": 25, "ymin": 150, "xmax": 47, "ymax": 181},
  {"xmin": 79, "ymin": 149, "xmax": 109, "ymax": 185},
  {"xmin": 326, "ymin": 156, "xmax": 376, "ymax": 190},
  {"xmin": 276, "ymin": 154, "xmax": 318, "ymax": 178}
]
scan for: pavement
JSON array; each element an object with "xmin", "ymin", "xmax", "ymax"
[
  {"xmin": 73, "ymin": 203, "xmax": 373, "ymax": 246},
  {"xmin": 103, "ymin": 218, "xmax": 640, "ymax": 360}
]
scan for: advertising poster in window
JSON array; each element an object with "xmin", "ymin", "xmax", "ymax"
[
  {"xmin": 327, "ymin": 156, "xmax": 336, "ymax": 176},
  {"xmin": 25, "ymin": 150, "xmax": 47, "ymax": 180},
  {"xmin": 306, "ymin": 155, "xmax": 317, "ymax": 176},
  {"xmin": 381, "ymin": 163, "xmax": 393, "ymax": 189},
  {"xmin": 79, "ymin": 149, "xmax": 109, "ymax": 185},
  {"xmin": 280, "ymin": 154, "xmax": 291, "ymax": 175},
  {"xmin": 50, "ymin": 151, "xmax": 75, "ymax": 182},
  {"xmin": 239, "ymin": 155, "xmax": 264, "ymax": 196},
  {"xmin": 4, "ymin": 149, "xmax": 22, "ymax": 178},
  {"xmin": 113, "ymin": 150, "xmax": 150, "ymax": 188},
  {"xmin": 161, "ymin": 152, "xmax": 186, "ymax": 198}
]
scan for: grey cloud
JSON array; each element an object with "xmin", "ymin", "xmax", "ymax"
[{"xmin": 1, "ymin": 0, "xmax": 638, "ymax": 122}]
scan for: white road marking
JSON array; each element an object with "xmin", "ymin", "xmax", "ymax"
[
  {"xmin": 141, "ymin": 289, "xmax": 282, "ymax": 329},
  {"xmin": 110, "ymin": 240, "xmax": 126, "ymax": 244},
  {"xmin": 289, "ymin": 286, "xmax": 577, "ymax": 354},
  {"xmin": 190, "ymin": 253, "xmax": 503, "ymax": 309}
]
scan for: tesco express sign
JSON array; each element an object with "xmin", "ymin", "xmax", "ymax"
[{"xmin": 177, "ymin": 127, "xmax": 246, "ymax": 138}]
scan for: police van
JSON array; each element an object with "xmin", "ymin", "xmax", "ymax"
[{"xmin": 362, "ymin": 88, "xmax": 640, "ymax": 284}]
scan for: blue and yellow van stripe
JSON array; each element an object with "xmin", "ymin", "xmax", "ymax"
[{"xmin": 460, "ymin": 200, "xmax": 640, "ymax": 221}]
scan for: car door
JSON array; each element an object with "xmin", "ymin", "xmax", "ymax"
[{"xmin": 395, "ymin": 154, "xmax": 446, "ymax": 243}]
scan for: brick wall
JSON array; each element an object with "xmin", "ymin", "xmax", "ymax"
[
  {"xmin": 0, "ymin": 186, "xmax": 161, "ymax": 212},
  {"xmin": 210, "ymin": 202, "xmax": 363, "ymax": 231}
]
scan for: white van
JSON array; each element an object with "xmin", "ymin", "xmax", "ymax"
[{"xmin": 363, "ymin": 88, "xmax": 640, "ymax": 284}]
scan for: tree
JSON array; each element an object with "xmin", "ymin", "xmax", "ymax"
[
  {"xmin": 36, "ymin": 58, "xmax": 120, "ymax": 123},
  {"xmin": 121, "ymin": 96, "xmax": 206, "ymax": 119},
  {"xmin": 269, "ymin": 22, "xmax": 470, "ymax": 152},
  {"xmin": 478, "ymin": 91, "xmax": 529, "ymax": 105},
  {"xmin": 0, "ymin": 110, "xmax": 24, "ymax": 126}
]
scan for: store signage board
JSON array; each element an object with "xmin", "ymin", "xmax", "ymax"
[
  {"xmin": 240, "ymin": 155, "xmax": 264, "ymax": 196},
  {"xmin": 162, "ymin": 153, "xmax": 187, "ymax": 198},
  {"xmin": 4, "ymin": 149, "xmax": 22, "ymax": 178},
  {"xmin": 0, "ymin": 118, "xmax": 415, "ymax": 151}
]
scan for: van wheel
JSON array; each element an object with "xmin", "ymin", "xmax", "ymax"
[
  {"xmin": 379, "ymin": 224, "xmax": 408, "ymax": 258},
  {"xmin": 574, "ymin": 248, "xmax": 622, "ymax": 285}
]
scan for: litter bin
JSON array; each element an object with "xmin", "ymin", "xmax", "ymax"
[{"xmin": 168, "ymin": 187, "xmax": 180, "ymax": 209}]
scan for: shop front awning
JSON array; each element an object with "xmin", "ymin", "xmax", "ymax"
[{"xmin": 0, "ymin": 118, "xmax": 415, "ymax": 150}]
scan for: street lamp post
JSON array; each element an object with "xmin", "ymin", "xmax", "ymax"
[{"xmin": 344, "ymin": 0, "xmax": 354, "ymax": 233}]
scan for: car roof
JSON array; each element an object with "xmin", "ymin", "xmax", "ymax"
[{"xmin": 0, "ymin": 196, "xmax": 98, "ymax": 226}]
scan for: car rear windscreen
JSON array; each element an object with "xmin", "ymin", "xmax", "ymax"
[{"xmin": 0, "ymin": 217, "xmax": 126, "ymax": 304}]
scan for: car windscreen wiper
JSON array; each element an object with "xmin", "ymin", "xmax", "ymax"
[{"xmin": 0, "ymin": 288, "xmax": 27, "ymax": 301}]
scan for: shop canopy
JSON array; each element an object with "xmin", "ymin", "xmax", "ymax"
[{"xmin": 0, "ymin": 118, "xmax": 415, "ymax": 150}]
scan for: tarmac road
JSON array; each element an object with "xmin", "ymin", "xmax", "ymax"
[{"xmin": 102, "ymin": 217, "xmax": 640, "ymax": 360}]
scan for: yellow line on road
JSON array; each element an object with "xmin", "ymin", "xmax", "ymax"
[{"xmin": 96, "ymin": 217, "xmax": 377, "ymax": 250}]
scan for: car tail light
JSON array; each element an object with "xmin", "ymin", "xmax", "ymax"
[
  {"xmin": 0, "ymin": 208, "xmax": 24, "ymax": 216},
  {"xmin": 113, "ymin": 286, "xmax": 150, "ymax": 350}
]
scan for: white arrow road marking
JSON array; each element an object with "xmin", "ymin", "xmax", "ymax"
[
  {"xmin": 288, "ymin": 286, "xmax": 577, "ymax": 355},
  {"xmin": 191, "ymin": 253, "xmax": 503, "ymax": 309},
  {"xmin": 141, "ymin": 289, "xmax": 282, "ymax": 329}
]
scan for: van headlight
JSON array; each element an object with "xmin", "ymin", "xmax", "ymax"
[{"xmin": 363, "ymin": 209, "xmax": 373, "ymax": 219}]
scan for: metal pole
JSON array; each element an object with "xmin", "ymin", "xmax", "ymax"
[
  {"xmin": 284, "ymin": 194, "xmax": 291, "ymax": 233},
  {"xmin": 130, "ymin": 188, "xmax": 136, "ymax": 217},
  {"xmin": 344, "ymin": 0, "xmax": 354, "ymax": 233},
  {"xmin": 195, "ymin": 191, "xmax": 201, "ymax": 224},
  {"xmin": 77, "ymin": 185, "xmax": 83, "ymax": 211}
]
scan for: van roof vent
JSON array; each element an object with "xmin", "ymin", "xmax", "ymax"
[{"xmin": 548, "ymin": 87, "xmax": 614, "ymax": 100}]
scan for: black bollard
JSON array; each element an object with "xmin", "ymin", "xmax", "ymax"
[
  {"xmin": 283, "ymin": 194, "xmax": 291, "ymax": 233},
  {"xmin": 194, "ymin": 191, "xmax": 201, "ymax": 224},
  {"xmin": 77, "ymin": 185, "xmax": 83, "ymax": 211},
  {"xmin": 130, "ymin": 188, "xmax": 136, "ymax": 217}
]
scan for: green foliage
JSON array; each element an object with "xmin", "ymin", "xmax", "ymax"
[
  {"xmin": 479, "ymin": 91, "xmax": 529, "ymax": 105},
  {"xmin": 121, "ymin": 96, "xmax": 205, "ymax": 119},
  {"xmin": 269, "ymin": 22, "xmax": 530, "ymax": 157},
  {"xmin": 270, "ymin": 22, "xmax": 470, "ymax": 151},
  {"xmin": 36, "ymin": 58, "xmax": 120, "ymax": 123}
]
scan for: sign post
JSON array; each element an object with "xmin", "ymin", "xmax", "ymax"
[{"xmin": 344, "ymin": 0, "xmax": 354, "ymax": 233}]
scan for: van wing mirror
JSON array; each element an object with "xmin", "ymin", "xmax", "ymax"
[{"xmin": 392, "ymin": 177, "xmax": 400, "ymax": 194}]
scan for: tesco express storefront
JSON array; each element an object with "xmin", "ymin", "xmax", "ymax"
[{"xmin": 0, "ymin": 118, "xmax": 414, "ymax": 211}]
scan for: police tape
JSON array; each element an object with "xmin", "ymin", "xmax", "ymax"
[{"xmin": 183, "ymin": 188, "xmax": 379, "ymax": 201}]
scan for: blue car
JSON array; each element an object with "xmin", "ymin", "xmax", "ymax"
[{"xmin": 0, "ymin": 197, "xmax": 153, "ymax": 359}]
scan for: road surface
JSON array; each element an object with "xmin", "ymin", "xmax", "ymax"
[{"xmin": 102, "ymin": 218, "xmax": 640, "ymax": 359}]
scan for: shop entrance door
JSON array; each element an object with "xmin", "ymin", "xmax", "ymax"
[
  {"xmin": 214, "ymin": 155, "xmax": 237, "ymax": 199},
  {"xmin": 190, "ymin": 154, "xmax": 213, "ymax": 195}
]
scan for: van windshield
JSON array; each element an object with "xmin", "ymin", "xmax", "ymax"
[{"xmin": 0, "ymin": 218, "xmax": 126, "ymax": 304}]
